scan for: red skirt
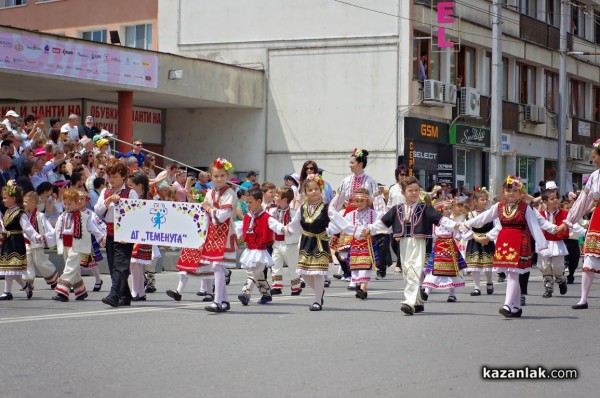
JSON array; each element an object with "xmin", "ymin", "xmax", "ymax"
[
  {"xmin": 494, "ymin": 228, "xmax": 532, "ymax": 269},
  {"xmin": 583, "ymin": 208, "xmax": 600, "ymax": 257},
  {"xmin": 177, "ymin": 248, "xmax": 203, "ymax": 273}
]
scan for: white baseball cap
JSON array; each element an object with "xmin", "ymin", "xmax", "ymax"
[
  {"xmin": 5, "ymin": 110, "xmax": 19, "ymax": 117},
  {"xmin": 545, "ymin": 181, "xmax": 558, "ymax": 190},
  {"xmin": 100, "ymin": 129, "xmax": 113, "ymax": 138}
]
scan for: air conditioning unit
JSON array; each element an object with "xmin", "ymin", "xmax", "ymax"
[
  {"xmin": 567, "ymin": 143, "xmax": 582, "ymax": 160},
  {"xmin": 424, "ymin": 79, "xmax": 444, "ymax": 102},
  {"xmin": 582, "ymin": 146, "xmax": 593, "ymax": 164},
  {"xmin": 443, "ymin": 84, "xmax": 457, "ymax": 105},
  {"xmin": 523, "ymin": 104, "xmax": 546, "ymax": 124},
  {"xmin": 459, "ymin": 87, "xmax": 480, "ymax": 117}
]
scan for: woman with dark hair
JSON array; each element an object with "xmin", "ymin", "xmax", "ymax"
[
  {"xmin": 48, "ymin": 128, "xmax": 60, "ymax": 148},
  {"xmin": 82, "ymin": 150, "xmax": 95, "ymax": 178},
  {"xmin": 16, "ymin": 159, "xmax": 35, "ymax": 194},
  {"xmin": 299, "ymin": 160, "xmax": 319, "ymax": 187}
]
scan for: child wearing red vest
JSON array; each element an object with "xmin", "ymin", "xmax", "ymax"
[
  {"xmin": 236, "ymin": 187, "xmax": 287, "ymax": 306},
  {"xmin": 539, "ymin": 189, "xmax": 585, "ymax": 298}
]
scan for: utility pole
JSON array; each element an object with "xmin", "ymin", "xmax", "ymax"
[
  {"xmin": 490, "ymin": 0, "xmax": 503, "ymax": 198},
  {"xmin": 557, "ymin": 0, "xmax": 568, "ymax": 193}
]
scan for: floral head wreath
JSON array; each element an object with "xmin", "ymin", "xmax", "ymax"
[
  {"xmin": 352, "ymin": 148, "xmax": 364, "ymax": 159},
  {"xmin": 434, "ymin": 199, "xmax": 453, "ymax": 212},
  {"xmin": 213, "ymin": 158, "xmax": 234, "ymax": 174},
  {"xmin": 306, "ymin": 173, "xmax": 325, "ymax": 191},
  {"xmin": 474, "ymin": 186, "xmax": 488, "ymax": 193},
  {"xmin": 505, "ymin": 175, "xmax": 524, "ymax": 190},
  {"xmin": 593, "ymin": 139, "xmax": 600, "ymax": 151},
  {"xmin": 5, "ymin": 180, "xmax": 17, "ymax": 196}
]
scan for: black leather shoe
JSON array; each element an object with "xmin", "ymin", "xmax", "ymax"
[
  {"xmin": 145, "ymin": 286, "xmax": 157, "ymax": 294},
  {"xmin": 75, "ymin": 292, "xmax": 88, "ymax": 301},
  {"xmin": 559, "ymin": 281, "xmax": 568, "ymax": 295},
  {"xmin": 166, "ymin": 289, "xmax": 182, "ymax": 302},
  {"xmin": 50, "ymin": 283, "xmax": 57, "ymax": 290},
  {"xmin": 52, "ymin": 293, "xmax": 69, "ymax": 302},
  {"xmin": 542, "ymin": 290, "xmax": 552, "ymax": 298},
  {"xmin": 300, "ymin": 281, "xmax": 306, "ymax": 288},
  {"xmin": 271, "ymin": 288, "xmax": 282, "ymax": 295},
  {"xmin": 132, "ymin": 295, "xmax": 146, "ymax": 301},
  {"xmin": 400, "ymin": 303, "xmax": 414, "ymax": 315},
  {"xmin": 291, "ymin": 289, "xmax": 302, "ymax": 296},
  {"xmin": 102, "ymin": 296, "xmax": 119, "ymax": 307},
  {"xmin": 221, "ymin": 301, "xmax": 231, "ymax": 312},
  {"xmin": 93, "ymin": 280, "xmax": 103, "ymax": 292},
  {"xmin": 486, "ymin": 283, "xmax": 494, "ymax": 295},
  {"xmin": 572, "ymin": 303, "xmax": 588, "ymax": 309},
  {"xmin": 0, "ymin": 292, "xmax": 13, "ymax": 301},
  {"xmin": 567, "ymin": 276, "xmax": 575, "ymax": 285},
  {"xmin": 470, "ymin": 289, "xmax": 481, "ymax": 296},
  {"xmin": 355, "ymin": 289, "xmax": 367, "ymax": 300},
  {"xmin": 225, "ymin": 269, "xmax": 232, "ymax": 285},
  {"xmin": 499, "ymin": 306, "xmax": 512, "ymax": 317},
  {"xmin": 118, "ymin": 298, "xmax": 131, "ymax": 307},
  {"xmin": 510, "ymin": 308, "xmax": 523, "ymax": 318},
  {"xmin": 414, "ymin": 304, "xmax": 425, "ymax": 313},
  {"xmin": 205, "ymin": 303, "xmax": 223, "ymax": 313}
]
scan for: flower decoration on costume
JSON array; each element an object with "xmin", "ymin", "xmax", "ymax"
[
  {"xmin": 593, "ymin": 139, "xmax": 600, "ymax": 151},
  {"xmin": 352, "ymin": 148, "xmax": 364, "ymax": 158},
  {"xmin": 213, "ymin": 158, "xmax": 234, "ymax": 174},
  {"xmin": 505, "ymin": 175, "xmax": 523, "ymax": 190},
  {"xmin": 5, "ymin": 180, "xmax": 17, "ymax": 195},
  {"xmin": 307, "ymin": 173, "xmax": 325, "ymax": 190},
  {"xmin": 434, "ymin": 200, "xmax": 452, "ymax": 212},
  {"xmin": 190, "ymin": 187, "xmax": 205, "ymax": 203}
]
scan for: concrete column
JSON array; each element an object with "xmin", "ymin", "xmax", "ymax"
[{"xmin": 117, "ymin": 91, "xmax": 133, "ymax": 153}]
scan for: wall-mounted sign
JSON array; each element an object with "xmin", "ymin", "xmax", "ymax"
[
  {"xmin": 404, "ymin": 117, "xmax": 449, "ymax": 143},
  {"xmin": 450, "ymin": 124, "xmax": 490, "ymax": 148},
  {"xmin": 437, "ymin": 2, "xmax": 455, "ymax": 48}
]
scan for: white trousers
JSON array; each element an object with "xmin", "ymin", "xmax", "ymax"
[
  {"xmin": 271, "ymin": 241, "xmax": 301, "ymax": 291},
  {"xmin": 55, "ymin": 248, "xmax": 86, "ymax": 298},
  {"xmin": 398, "ymin": 237, "xmax": 425, "ymax": 308},
  {"xmin": 24, "ymin": 246, "xmax": 58, "ymax": 285}
]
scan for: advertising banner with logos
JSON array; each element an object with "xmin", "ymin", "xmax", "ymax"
[
  {"xmin": 0, "ymin": 29, "xmax": 158, "ymax": 88},
  {"xmin": 0, "ymin": 100, "xmax": 163, "ymax": 145}
]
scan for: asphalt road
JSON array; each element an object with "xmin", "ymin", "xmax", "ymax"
[{"xmin": 0, "ymin": 269, "xmax": 597, "ymax": 398}]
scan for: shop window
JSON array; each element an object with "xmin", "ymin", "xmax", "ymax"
[
  {"xmin": 516, "ymin": 63, "xmax": 536, "ymax": 105},
  {"xmin": 413, "ymin": 33, "xmax": 440, "ymax": 81},
  {"xmin": 82, "ymin": 29, "xmax": 107, "ymax": 43},
  {"xmin": 570, "ymin": 79, "xmax": 586, "ymax": 118},
  {"xmin": 517, "ymin": 156, "xmax": 536, "ymax": 195},
  {"xmin": 125, "ymin": 23, "xmax": 152, "ymax": 50},
  {"xmin": 545, "ymin": 70, "xmax": 559, "ymax": 112}
]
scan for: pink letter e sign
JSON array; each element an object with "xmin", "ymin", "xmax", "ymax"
[{"xmin": 437, "ymin": 2, "xmax": 455, "ymax": 48}]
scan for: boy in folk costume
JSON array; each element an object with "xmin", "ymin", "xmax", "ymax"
[
  {"xmin": 201, "ymin": 158, "xmax": 238, "ymax": 313},
  {"xmin": 22, "ymin": 192, "xmax": 59, "ymax": 290},
  {"xmin": 269, "ymin": 187, "xmax": 302, "ymax": 295},
  {"xmin": 236, "ymin": 187, "xmax": 288, "ymax": 305},
  {"xmin": 77, "ymin": 189, "xmax": 107, "ymax": 293},
  {"xmin": 0, "ymin": 183, "xmax": 42, "ymax": 300},
  {"xmin": 365, "ymin": 176, "xmax": 459, "ymax": 315},
  {"xmin": 344, "ymin": 188, "xmax": 380, "ymax": 300},
  {"xmin": 538, "ymin": 189, "xmax": 585, "ymax": 298},
  {"xmin": 52, "ymin": 189, "xmax": 106, "ymax": 302},
  {"xmin": 95, "ymin": 161, "xmax": 139, "ymax": 307}
]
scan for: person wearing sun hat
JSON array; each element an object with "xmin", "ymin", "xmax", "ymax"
[{"xmin": 2, "ymin": 110, "xmax": 19, "ymax": 134}]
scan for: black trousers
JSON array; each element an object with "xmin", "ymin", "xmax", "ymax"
[
  {"xmin": 107, "ymin": 241, "xmax": 134, "ymax": 302},
  {"xmin": 106, "ymin": 235, "xmax": 115, "ymax": 276},
  {"xmin": 374, "ymin": 234, "xmax": 392, "ymax": 274},
  {"xmin": 564, "ymin": 239, "xmax": 581, "ymax": 278},
  {"xmin": 390, "ymin": 234, "xmax": 402, "ymax": 268}
]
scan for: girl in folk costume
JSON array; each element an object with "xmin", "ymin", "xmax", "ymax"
[
  {"xmin": 200, "ymin": 158, "xmax": 238, "ymax": 313},
  {"xmin": 76, "ymin": 189, "xmax": 106, "ymax": 293},
  {"xmin": 22, "ymin": 191, "xmax": 59, "ymax": 290},
  {"xmin": 565, "ymin": 139, "xmax": 600, "ymax": 309},
  {"xmin": 422, "ymin": 200, "xmax": 466, "ymax": 302},
  {"xmin": 344, "ymin": 188, "xmax": 380, "ymax": 300},
  {"xmin": 331, "ymin": 149, "xmax": 386, "ymax": 289},
  {"xmin": 0, "ymin": 183, "xmax": 42, "ymax": 300},
  {"xmin": 285, "ymin": 175, "xmax": 359, "ymax": 311},
  {"xmin": 127, "ymin": 172, "xmax": 158, "ymax": 301},
  {"xmin": 52, "ymin": 189, "xmax": 106, "ymax": 302},
  {"xmin": 465, "ymin": 176, "xmax": 557, "ymax": 318},
  {"xmin": 463, "ymin": 188, "xmax": 500, "ymax": 296}
]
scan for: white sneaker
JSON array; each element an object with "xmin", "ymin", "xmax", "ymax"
[{"xmin": 343, "ymin": 277, "xmax": 351, "ymax": 282}]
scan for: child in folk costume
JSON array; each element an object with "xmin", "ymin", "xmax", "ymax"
[
  {"xmin": 127, "ymin": 172, "xmax": 159, "ymax": 301},
  {"xmin": 285, "ymin": 175, "xmax": 359, "ymax": 311},
  {"xmin": 538, "ymin": 189, "xmax": 586, "ymax": 298},
  {"xmin": 76, "ymin": 189, "xmax": 106, "ymax": 293},
  {"xmin": 365, "ymin": 176, "xmax": 458, "ymax": 315},
  {"xmin": 269, "ymin": 187, "xmax": 302, "ymax": 295},
  {"xmin": 200, "ymin": 158, "xmax": 238, "ymax": 313},
  {"xmin": 53, "ymin": 189, "xmax": 106, "ymax": 302},
  {"xmin": 22, "ymin": 192, "xmax": 59, "ymax": 290},
  {"xmin": 464, "ymin": 176, "xmax": 559, "ymax": 318},
  {"xmin": 463, "ymin": 188, "xmax": 500, "ymax": 296},
  {"xmin": 95, "ymin": 161, "xmax": 139, "ymax": 307},
  {"xmin": 0, "ymin": 183, "xmax": 42, "ymax": 300},
  {"xmin": 344, "ymin": 188, "xmax": 380, "ymax": 300},
  {"xmin": 236, "ymin": 187, "xmax": 288, "ymax": 306},
  {"xmin": 422, "ymin": 200, "xmax": 466, "ymax": 302}
]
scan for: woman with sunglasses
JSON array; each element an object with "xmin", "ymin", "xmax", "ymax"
[{"xmin": 65, "ymin": 151, "xmax": 82, "ymax": 177}]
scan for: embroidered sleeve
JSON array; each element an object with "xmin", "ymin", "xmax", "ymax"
[
  {"xmin": 20, "ymin": 213, "xmax": 41, "ymax": 242},
  {"xmin": 526, "ymin": 206, "xmax": 549, "ymax": 252},
  {"xmin": 465, "ymin": 203, "xmax": 499, "ymax": 228},
  {"xmin": 94, "ymin": 188, "xmax": 108, "ymax": 217}
]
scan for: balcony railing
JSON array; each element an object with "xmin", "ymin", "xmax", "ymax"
[{"xmin": 520, "ymin": 14, "xmax": 573, "ymax": 50}]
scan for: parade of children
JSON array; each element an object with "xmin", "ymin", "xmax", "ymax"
[{"xmin": 0, "ymin": 138, "xmax": 594, "ymax": 323}]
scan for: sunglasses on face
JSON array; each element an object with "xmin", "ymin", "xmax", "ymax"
[
  {"xmin": 134, "ymin": 143, "xmax": 143, "ymax": 147},
  {"xmin": 73, "ymin": 156, "xmax": 81, "ymax": 159},
  {"xmin": 98, "ymin": 168, "xmax": 106, "ymax": 171}
]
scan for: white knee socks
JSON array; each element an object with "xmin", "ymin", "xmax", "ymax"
[
  {"xmin": 177, "ymin": 271, "xmax": 189, "ymax": 294},
  {"xmin": 578, "ymin": 271, "xmax": 595, "ymax": 305},
  {"xmin": 472, "ymin": 271, "xmax": 481, "ymax": 290},
  {"xmin": 505, "ymin": 272, "xmax": 521, "ymax": 309}
]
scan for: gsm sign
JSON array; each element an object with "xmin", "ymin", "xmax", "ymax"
[{"xmin": 421, "ymin": 124, "xmax": 439, "ymax": 138}]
